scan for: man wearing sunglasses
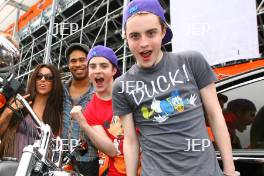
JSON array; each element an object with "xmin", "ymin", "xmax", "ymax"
[{"xmin": 62, "ymin": 43, "xmax": 98, "ymax": 176}]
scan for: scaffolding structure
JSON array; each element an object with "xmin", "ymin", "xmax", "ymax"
[
  {"xmin": 5, "ymin": 0, "xmax": 263, "ymax": 82},
  {"xmin": 13, "ymin": 0, "xmax": 170, "ymax": 82}
]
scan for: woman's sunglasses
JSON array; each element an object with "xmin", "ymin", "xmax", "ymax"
[{"xmin": 36, "ymin": 73, "xmax": 54, "ymax": 81}]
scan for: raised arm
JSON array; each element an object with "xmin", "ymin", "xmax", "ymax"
[
  {"xmin": 71, "ymin": 105, "xmax": 117, "ymax": 157},
  {"xmin": 0, "ymin": 94, "xmax": 30, "ymax": 137},
  {"xmin": 120, "ymin": 112, "xmax": 139, "ymax": 176},
  {"xmin": 200, "ymin": 83, "xmax": 237, "ymax": 176}
]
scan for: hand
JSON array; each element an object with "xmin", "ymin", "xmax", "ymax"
[
  {"xmin": 6, "ymin": 94, "xmax": 31, "ymax": 114},
  {"xmin": 70, "ymin": 106, "xmax": 86, "ymax": 124},
  {"xmin": 223, "ymin": 170, "xmax": 240, "ymax": 176}
]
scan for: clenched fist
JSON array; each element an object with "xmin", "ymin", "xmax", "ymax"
[{"xmin": 70, "ymin": 105, "xmax": 86, "ymax": 124}]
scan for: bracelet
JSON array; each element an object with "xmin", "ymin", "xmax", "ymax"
[{"xmin": 223, "ymin": 171, "xmax": 240, "ymax": 176}]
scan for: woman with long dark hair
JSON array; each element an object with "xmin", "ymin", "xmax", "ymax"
[{"xmin": 0, "ymin": 64, "xmax": 63, "ymax": 161}]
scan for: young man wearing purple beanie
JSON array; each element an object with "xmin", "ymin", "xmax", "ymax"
[{"xmin": 112, "ymin": 0, "xmax": 239, "ymax": 176}]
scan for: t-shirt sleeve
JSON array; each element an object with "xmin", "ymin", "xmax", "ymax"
[
  {"xmin": 186, "ymin": 51, "xmax": 217, "ymax": 89},
  {"xmin": 112, "ymin": 76, "xmax": 133, "ymax": 116},
  {"xmin": 83, "ymin": 101, "xmax": 100, "ymax": 126}
]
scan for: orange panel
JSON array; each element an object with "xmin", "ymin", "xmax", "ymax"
[
  {"xmin": 213, "ymin": 59, "xmax": 264, "ymax": 80},
  {"xmin": 18, "ymin": 8, "xmax": 34, "ymax": 29},
  {"xmin": 37, "ymin": 0, "xmax": 53, "ymax": 11},
  {"xmin": 5, "ymin": 0, "xmax": 53, "ymax": 32}
]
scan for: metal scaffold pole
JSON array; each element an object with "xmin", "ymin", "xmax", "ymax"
[
  {"xmin": 104, "ymin": 0, "xmax": 110, "ymax": 46},
  {"xmin": 13, "ymin": 6, "xmax": 20, "ymax": 40},
  {"xmin": 44, "ymin": 0, "xmax": 59, "ymax": 64},
  {"xmin": 122, "ymin": 0, "xmax": 129, "ymax": 74}
]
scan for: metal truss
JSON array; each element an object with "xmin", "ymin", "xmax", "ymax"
[
  {"xmin": 13, "ymin": 0, "xmax": 170, "ymax": 82},
  {"xmin": 13, "ymin": 0, "xmax": 264, "ymax": 82}
]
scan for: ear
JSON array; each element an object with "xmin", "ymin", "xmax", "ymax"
[
  {"xmin": 161, "ymin": 25, "xmax": 167, "ymax": 39},
  {"xmin": 112, "ymin": 67, "xmax": 117, "ymax": 77},
  {"xmin": 124, "ymin": 31, "xmax": 128, "ymax": 41}
]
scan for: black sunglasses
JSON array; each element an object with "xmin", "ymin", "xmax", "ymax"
[{"xmin": 36, "ymin": 73, "xmax": 54, "ymax": 81}]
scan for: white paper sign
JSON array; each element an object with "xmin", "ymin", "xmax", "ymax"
[{"xmin": 170, "ymin": 0, "xmax": 259, "ymax": 65}]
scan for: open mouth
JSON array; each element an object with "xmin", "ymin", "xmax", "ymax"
[
  {"xmin": 95, "ymin": 77, "xmax": 104, "ymax": 85},
  {"xmin": 39, "ymin": 84, "xmax": 46, "ymax": 88},
  {"xmin": 140, "ymin": 50, "xmax": 152, "ymax": 59}
]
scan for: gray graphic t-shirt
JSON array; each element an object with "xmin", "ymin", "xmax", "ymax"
[{"xmin": 112, "ymin": 51, "xmax": 223, "ymax": 176}]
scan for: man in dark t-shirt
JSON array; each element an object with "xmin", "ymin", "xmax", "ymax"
[{"xmin": 112, "ymin": 0, "xmax": 239, "ymax": 176}]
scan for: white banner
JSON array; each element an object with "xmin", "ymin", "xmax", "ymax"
[{"xmin": 170, "ymin": 0, "xmax": 259, "ymax": 65}]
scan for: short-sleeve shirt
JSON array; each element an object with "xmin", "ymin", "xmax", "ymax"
[
  {"xmin": 112, "ymin": 51, "xmax": 223, "ymax": 176},
  {"xmin": 84, "ymin": 94, "xmax": 125, "ymax": 176}
]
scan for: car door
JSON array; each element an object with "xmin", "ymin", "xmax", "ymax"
[{"xmin": 215, "ymin": 67, "xmax": 264, "ymax": 176}]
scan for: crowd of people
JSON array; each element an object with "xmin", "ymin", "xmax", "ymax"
[{"xmin": 1, "ymin": 0, "xmax": 258, "ymax": 176}]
